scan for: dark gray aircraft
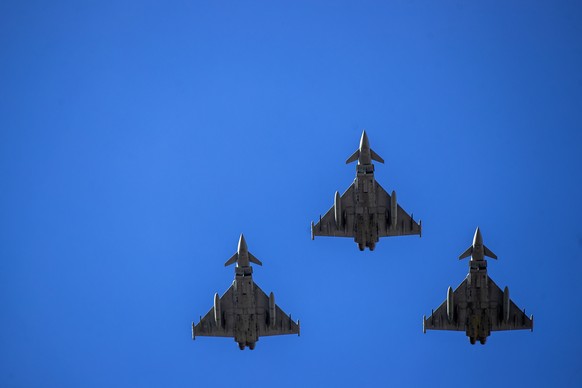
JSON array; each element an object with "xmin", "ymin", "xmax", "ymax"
[
  {"xmin": 311, "ymin": 131, "xmax": 421, "ymax": 251},
  {"xmin": 192, "ymin": 234, "xmax": 300, "ymax": 350},
  {"xmin": 423, "ymin": 227, "xmax": 534, "ymax": 344}
]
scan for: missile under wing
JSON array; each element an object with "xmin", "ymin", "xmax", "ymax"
[
  {"xmin": 423, "ymin": 228, "xmax": 533, "ymax": 344},
  {"xmin": 192, "ymin": 235, "xmax": 300, "ymax": 350},
  {"xmin": 311, "ymin": 130, "xmax": 421, "ymax": 251}
]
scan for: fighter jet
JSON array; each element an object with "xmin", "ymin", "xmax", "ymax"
[
  {"xmin": 311, "ymin": 130, "xmax": 421, "ymax": 251},
  {"xmin": 192, "ymin": 234, "xmax": 300, "ymax": 350},
  {"xmin": 423, "ymin": 227, "xmax": 534, "ymax": 344}
]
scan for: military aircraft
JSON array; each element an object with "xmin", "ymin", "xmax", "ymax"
[
  {"xmin": 423, "ymin": 227, "xmax": 534, "ymax": 344},
  {"xmin": 192, "ymin": 234, "xmax": 300, "ymax": 350},
  {"xmin": 311, "ymin": 130, "xmax": 421, "ymax": 251}
]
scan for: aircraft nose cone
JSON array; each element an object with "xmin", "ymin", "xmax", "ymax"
[
  {"xmin": 360, "ymin": 130, "xmax": 369, "ymax": 149},
  {"xmin": 238, "ymin": 233, "xmax": 248, "ymax": 254},
  {"xmin": 473, "ymin": 227, "xmax": 483, "ymax": 246}
]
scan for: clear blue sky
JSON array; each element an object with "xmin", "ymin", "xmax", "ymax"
[{"xmin": 1, "ymin": 1, "xmax": 581, "ymax": 387}]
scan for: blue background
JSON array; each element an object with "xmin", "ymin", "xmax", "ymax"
[{"xmin": 1, "ymin": 1, "xmax": 581, "ymax": 387}]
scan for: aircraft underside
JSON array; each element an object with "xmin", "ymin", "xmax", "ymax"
[
  {"xmin": 466, "ymin": 313, "xmax": 491, "ymax": 345},
  {"xmin": 237, "ymin": 341, "xmax": 256, "ymax": 350},
  {"xmin": 355, "ymin": 214, "xmax": 379, "ymax": 251}
]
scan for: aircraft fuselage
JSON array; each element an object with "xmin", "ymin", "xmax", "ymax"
[
  {"xmin": 353, "ymin": 163, "xmax": 379, "ymax": 250},
  {"xmin": 232, "ymin": 266, "xmax": 258, "ymax": 349},
  {"xmin": 464, "ymin": 259, "xmax": 492, "ymax": 344}
]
